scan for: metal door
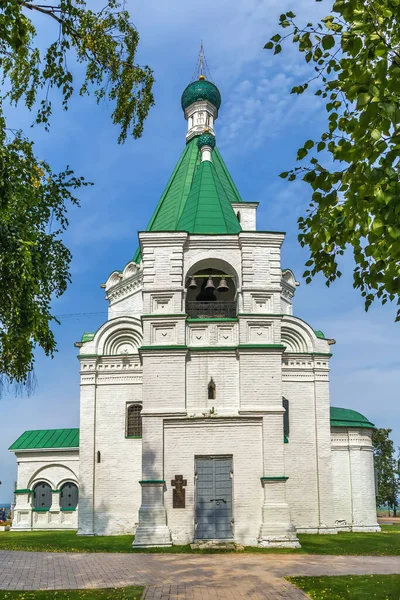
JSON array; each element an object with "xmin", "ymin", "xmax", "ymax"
[
  {"xmin": 60, "ymin": 483, "xmax": 79, "ymax": 509},
  {"xmin": 195, "ymin": 456, "xmax": 233, "ymax": 540},
  {"xmin": 34, "ymin": 482, "xmax": 52, "ymax": 509}
]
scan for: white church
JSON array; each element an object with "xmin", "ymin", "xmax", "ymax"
[{"xmin": 9, "ymin": 71, "xmax": 380, "ymax": 547}]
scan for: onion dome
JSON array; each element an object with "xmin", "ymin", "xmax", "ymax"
[
  {"xmin": 197, "ymin": 132, "xmax": 216, "ymax": 149},
  {"xmin": 181, "ymin": 77, "xmax": 222, "ymax": 111}
]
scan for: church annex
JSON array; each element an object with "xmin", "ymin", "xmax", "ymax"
[{"xmin": 9, "ymin": 70, "xmax": 380, "ymax": 547}]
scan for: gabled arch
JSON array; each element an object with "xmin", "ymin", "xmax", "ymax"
[
  {"xmin": 281, "ymin": 315, "xmax": 324, "ymax": 354},
  {"xmin": 93, "ymin": 316, "xmax": 143, "ymax": 356},
  {"xmin": 281, "ymin": 326, "xmax": 310, "ymax": 353}
]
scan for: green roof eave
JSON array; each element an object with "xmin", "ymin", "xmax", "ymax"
[
  {"xmin": 9, "ymin": 428, "xmax": 80, "ymax": 451},
  {"xmin": 314, "ymin": 330, "xmax": 326, "ymax": 339},
  {"xmin": 81, "ymin": 332, "xmax": 95, "ymax": 343},
  {"xmin": 330, "ymin": 407, "xmax": 375, "ymax": 429}
]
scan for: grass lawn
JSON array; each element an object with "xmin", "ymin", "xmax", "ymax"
[
  {"xmin": 289, "ymin": 575, "xmax": 400, "ymax": 599},
  {"xmin": 295, "ymin": 524, "xmax": 400, "ymax": 556},
  {"xmin": 0, "ymin": 588, "xmax": 144, "ymax": 600},
  {"xmin": 0, "ymin": 524, "xmax": 398, "ymax": 555}
]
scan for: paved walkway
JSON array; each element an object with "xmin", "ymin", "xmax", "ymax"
[{"xmin": 1, "ymin": 551, "xmax": 400, "ymax": 599}]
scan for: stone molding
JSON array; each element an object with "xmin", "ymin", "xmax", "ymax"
[{"xmin": 106, "ymin": 274, "xmax": 143, "ymax": 304}]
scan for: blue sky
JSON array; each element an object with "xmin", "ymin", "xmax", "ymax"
[{"xmin": 1, "ymin": 0, "xmax": 399, "ymax": 503}]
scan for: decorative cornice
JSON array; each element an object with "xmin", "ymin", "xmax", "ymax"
[
  {"xmin": 106, "ymin": 274, "xmax": 143, "ymax": 304},
  {"xmin": 142, "ymin": 314, "xmax": 187, "ymax": 319},
  {"xmin": 237, "ymin": 344, "xmax": 286, "ymax": 351},
  {"xmin": 139, "ymin": 345, "xmax": 188, "ymax": 351},
  {"xmin": 187, "ymin": 318, "xmax": 238, "ymax": 323}
]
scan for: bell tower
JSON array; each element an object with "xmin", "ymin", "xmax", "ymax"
[{"xmin": 133, "ymin": 53, "xmax": 302, "ymax": 549}]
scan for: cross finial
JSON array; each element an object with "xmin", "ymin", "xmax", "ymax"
[
  {"xmin": 191, "ymin": 42, "xmax": 214, "ymax": 82},
  {"xmin": 199, "ymin": 41, "xmax": 205, "ymax": 79}
]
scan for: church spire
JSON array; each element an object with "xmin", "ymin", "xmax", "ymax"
[{"xmin": 181, "ymin": 44, "xmax": 221, "ymax": 142}]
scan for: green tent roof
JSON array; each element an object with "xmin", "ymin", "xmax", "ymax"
[
  {"xmin": 330, "ymin": 407, "xmax": 375, "ymax": 429},
  {"xmin": 9, "ymin": 429, "xmax": 79, "ymax": 451},
  {"xmin": 133, "ymin": 136, "xmax": 243, "ymax": 262},
  {"xmin": 176, "ymin": 159, "xmax": 242, "ymax": 234}
]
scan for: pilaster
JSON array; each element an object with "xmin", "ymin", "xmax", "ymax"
[
  {"xmin": 77, "ymin": 358, "xmax": 97, "ymax": 536},
  {"xmin": 314, "ymin": 369, "xmax": 337, "ymax": 533},
  {"xmin": 133, "ymin": 418, "xmax": 172, "ymax": 546},
  {"xmin": 258, "ymin": 412, "xmax": 300, "ymax": 548}
]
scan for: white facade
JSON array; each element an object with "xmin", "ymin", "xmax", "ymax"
[
  {"xmin": 74, "ymin": 220, "xmax": 379, "ymax": 544},
  {"xmin": 10, "ymin": 74, "xmax": 380, "ymax": 544},
  {"xmin": 12, "ymin": 449, "xmax": 79, "ymax": 531}
]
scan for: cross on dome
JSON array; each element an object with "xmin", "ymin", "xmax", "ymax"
[{"xmin": 181, "ymin": 44, "xmax": 221, "ymax": 142}]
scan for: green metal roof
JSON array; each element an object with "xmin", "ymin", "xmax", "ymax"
[
  {"xmin": 9, "ymin": 429, "xmax": 79, "ymax": 451},
  {"xmin": 314, "ymin": 330, "xmax": 326, "ymax": 339},
  {"xmin": 81, "ymin": 332, "xmax": 95, "ymax": 343},
  {"xmin": 330, "ymin": 407, "xmax": 375, "ymax": 429},
  {"xmin": 133, "ymin": 136, "xmax": 243, "ymax": 262},
  {"xmin": 176, "ymin": 159, "xmax": 242, "ymax": 234}
]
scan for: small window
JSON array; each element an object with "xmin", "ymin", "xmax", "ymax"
[
  {"xmin": 60, "ymin": 482, "xmax": 79, "ymax": 510},
  {"xmin": 283, "ymin": 397, "xmax": 289, "ymax": 437},
  {"xmin": 208, "ymin": 378, "xmax": 216, "ymax": 400},
  {"xmin": 236, "ymin": 211, "xmax": 241, "ymax": 223},
  {"xmin": 127, "ymin": 403, "xmax": 142, "ymax": 437},
  {"xmin": 33, "ymin": 482, "xmax": 52, "ymax": 510},
  {"xmin": 97, "ymin": 450, "xmax": 101, "ymax": 464}
]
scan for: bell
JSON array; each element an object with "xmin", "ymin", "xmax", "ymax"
[
  {"xmin": 217, "ymin": 277, "xmax": 229, "ymax": 292},
  {"xmin": 205, "ymin": 275, "xmax": 215, "ymax": 290},
  {"xmin": 188, "ymin": 277, "xmax": 197, "ymax": 289}
]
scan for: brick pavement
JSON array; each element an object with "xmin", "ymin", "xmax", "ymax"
[{"xmin": 1, "ymin": 551, "xmax": 400, "ymax": 599}]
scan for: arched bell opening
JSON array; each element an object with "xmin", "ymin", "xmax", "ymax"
[{"xmin": 185, "ymin": 266, "xmax": 237, "ymax": 318}]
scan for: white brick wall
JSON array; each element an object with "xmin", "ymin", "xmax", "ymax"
[
  {"xmin": 164, "ymin": 418, "xmax": 263, "ymax": 545},
  {"xmin": 11, "ymin": 450, "xmax": 79, "ymax": 531},
  {"xmin": 331, "ymin": 428, "xmax": 380, "ymax": 532}
]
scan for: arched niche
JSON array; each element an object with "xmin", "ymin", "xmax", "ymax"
[{"xmin": 185, "ymin": 258, "xmax": 238, "ymax": 319}]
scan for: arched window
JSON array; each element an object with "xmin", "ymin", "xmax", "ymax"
[
  {"xmin": 236, "ymin": 211, "xmax": 241, "ymax": 223},
  {"xmin": 33, "ymin": 482, "xmax": 52, "ymax": 510},
  {"xmin": 283, "ymin": 397, "xmax": 289, "ymax": 438},
  {"xmin": 208, "ymin": 378, "xmax": 216, "ymax": 400},
  {"xmin": 186, "ymin": 266, "xmax": 237, "ymax": 318},
  {"xmin": 126, "ymin": 403, "xmax": 142, "ymax": 437},
  {"xmin": 60, "ymin": 482, "xmax": 79, "ymax": 510}
]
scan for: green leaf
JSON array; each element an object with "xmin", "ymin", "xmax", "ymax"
[
  {"xmin": 357, "ymin": 93, "xmax": 371, "ymax": 108},
  {"xmin": 274, "ymin": 44, "xmax": 282, "ymax": 55},
  {"xmin": 297, "ymin": 148, "xmax": 308, "ymax": 160},
  {"xmin": 279, "ymin": 171, "xmax": 289, "ymax": 178},
  {"xmin": 264, "ymin": 42, "xmax": 274, "ymax": 49},
  {"xmin": 322, "ymin": 35, "xmax": 335, "ymax": 50}
]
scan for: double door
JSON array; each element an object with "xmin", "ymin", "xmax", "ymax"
[{"xmin": 195, "ymin": 456, "xmax": 233, "ymax": 540}]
